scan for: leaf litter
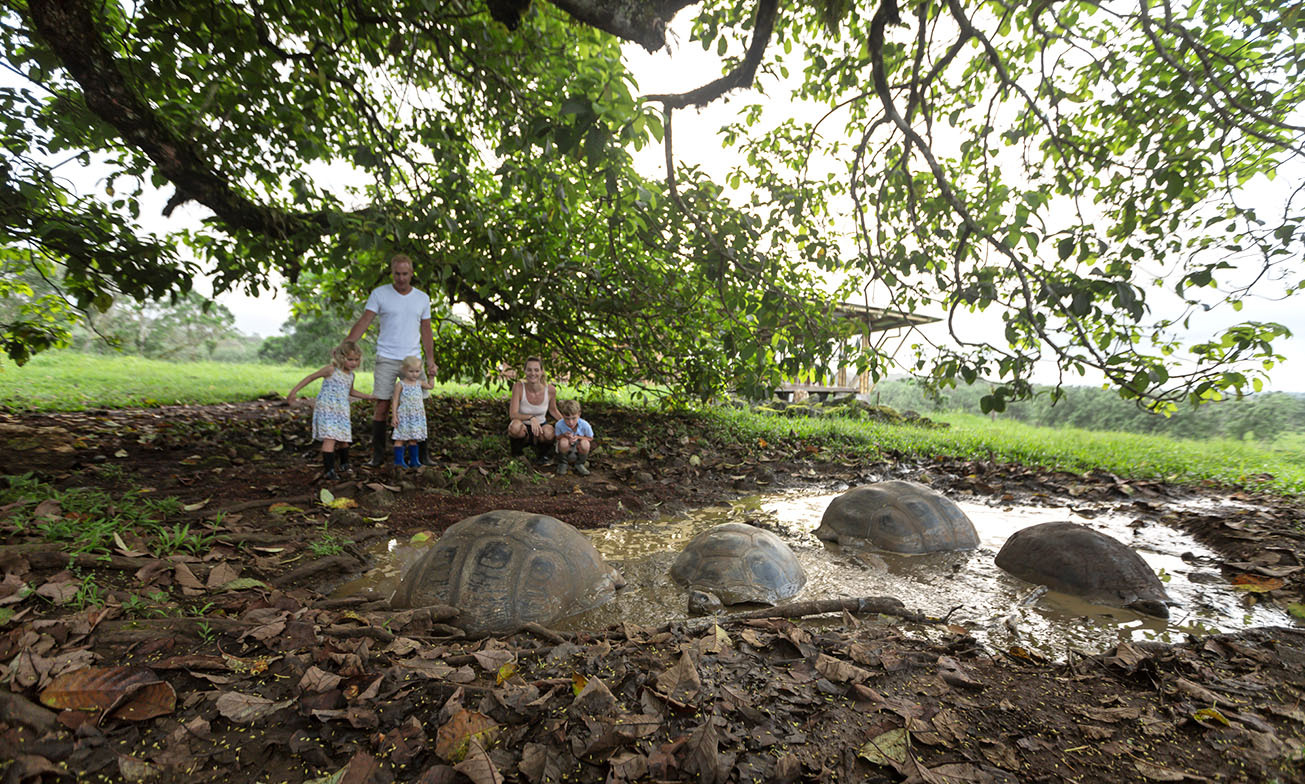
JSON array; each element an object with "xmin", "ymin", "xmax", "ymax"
[{"xmin": 0, "ymin": 399, "xmax": 1303, "ymax": 781}]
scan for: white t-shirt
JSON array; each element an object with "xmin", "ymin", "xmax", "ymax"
[{"xmin": 363, "ymin": 285, "xmax": 432, "ymax": 360}]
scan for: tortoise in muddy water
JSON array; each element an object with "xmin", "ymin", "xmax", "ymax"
[
  {"xmin": 815, "ymin": 480, "xmax": 980, "ymax": 553},
  {"xmin": 390, "ymin": 510, "xmax": 625, "ymax": 634},
  {"xmin": 994, "ymin": 521, "xmax": 1171, "ymax": 618},
  {"xmin": 671, "ymin": 522, "xmax": 806, "ymax": 608}
]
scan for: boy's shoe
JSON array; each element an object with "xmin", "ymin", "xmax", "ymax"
[
  {"xmin": 556, "ymin": 462, "xmax": 569, "ymax": 476},
  {"xmin": 574, "ymin": 461, "xmax": 590, "ymax": 476}
]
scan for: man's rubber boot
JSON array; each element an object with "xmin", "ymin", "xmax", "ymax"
[
  {"xmin": 417, "ymin": 440, "xmax": 438, "ymax": 467},
  {"xmin": 368, "ymin": 421, "xmax": 388, "ymax": 467},
  {"xmin": 322, "ymin": 451, "xmax": 339, "ymax": 480}
]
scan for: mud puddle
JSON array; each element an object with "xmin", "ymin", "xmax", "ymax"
[{"xmin": 334, "ymin": 491, "xmax": 1296, "ymax": 656}]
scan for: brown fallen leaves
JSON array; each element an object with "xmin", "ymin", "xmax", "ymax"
[
  {"xmin": 39, "ymin": 665, "xmax": 176, "ymax": 722},
  {"xmin": 2, "ymin": 560, "xmax": 1304, "ymax": 784}
]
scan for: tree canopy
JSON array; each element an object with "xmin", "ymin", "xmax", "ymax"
[{"xmin": 2, "ymin": 0, "xmax": 1301, "ymax": 406}]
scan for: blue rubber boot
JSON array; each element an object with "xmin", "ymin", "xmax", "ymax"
[
  {"xmin": 405, "ymin": 444, "xmax": 420, "ymax": 468},
  {"xmin": 393, "ymin": 446, "xmax": 406, "ymax": 467}
]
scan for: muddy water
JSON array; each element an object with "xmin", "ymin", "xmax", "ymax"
[{"xmin": 334, "ymin": 492, "xmax": 1296, "ymax": 656}]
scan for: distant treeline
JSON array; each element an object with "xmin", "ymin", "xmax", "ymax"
[{"xmin": 871, "ymin": 379, "xmax": 1305, "ymax": 442}]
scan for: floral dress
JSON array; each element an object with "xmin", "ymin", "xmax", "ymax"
[
  {"xmin": 391, "ymin": 380, "xmax": 428, "ymax": 442},
  {"xmin": 312, "ymin": 369, "xmax": 353, "ymax": 442}
]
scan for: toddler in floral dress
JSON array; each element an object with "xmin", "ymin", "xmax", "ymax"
[
  {"xmin": 390, "ymin": 356, "xmax": 434, "ymax": 467},
  {"xmin": 287, "ymin": 341, "xmax": 375, "ymax": 479}
]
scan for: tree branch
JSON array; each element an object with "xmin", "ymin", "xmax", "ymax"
[
  {"xmin": 545, "ymin": 0, "xmax": 697, "ymax": 52},
  {"xmin": 25, "ymin": 0, "xmax": 332, "ymax": 261},
  {"xmin": 644, "ymin": 0, "xmax": 779, "ymax": 109}
]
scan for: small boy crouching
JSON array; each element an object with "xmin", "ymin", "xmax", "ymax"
[{"xmin": 554, "ymin": 399, "xmax": 593, "ymax": 476}]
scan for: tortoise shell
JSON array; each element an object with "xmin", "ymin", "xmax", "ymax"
[
  {"xmin": 815, "ymin": 480, "xmax": 979, "ymax": 553},
  {"xmin": 390, "ymin": 510, "xmax": 624, "ymax": 633},
  {"xmin": 670, "ymin": 522, "xmax": 806, "ymax": 605},
  {"xmin": 995, "ymin": 521, "xmax": 1171, "ymax": 618}
]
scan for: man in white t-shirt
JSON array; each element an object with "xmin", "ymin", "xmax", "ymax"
[{"xmin": 346, "ymin": 254, "xmax": 439, "ymax": 467}]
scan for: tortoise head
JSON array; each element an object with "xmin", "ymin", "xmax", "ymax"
[
  {"xmin": 688, "ymin": 590, "xmax": 723, "ymax": 616},
  {"xmin": 1125, "ymin": 598, "xmax": 1170, "ymax": 619}
]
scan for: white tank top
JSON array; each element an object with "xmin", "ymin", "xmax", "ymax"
[{"xmin": 518, "ymin": 385, "xmax": 549, "ymax": 420}]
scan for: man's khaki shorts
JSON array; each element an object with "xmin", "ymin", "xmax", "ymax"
[{"xmin": 372, "ymin": 357, "xmax": 431, "ymax": 400}]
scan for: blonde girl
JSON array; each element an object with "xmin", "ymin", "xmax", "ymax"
[
  {"xmin": 390, "ymin": 355, "xmax": 433, "ymax": 467},
  {"xmin": 288, "ymin": 341, "xmax": 375, "ymax": 479}
]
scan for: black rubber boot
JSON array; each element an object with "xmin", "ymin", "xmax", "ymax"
[
  {"xmin": 509, "ymin": 437, "xmax": 527, "ymax": 457},
  {"xmin": 534, "ymin": 442, "xmax": 555, "ymax": 467},
  {"xmin": 322, "ymin": 451, "xmax": 338, "ymax": 480},
  {"xmin": 417, "ymin": 440, "xmax": 438, "ymax": 467},
  {"xmin": 337, "ymin": 446, "xmax": 351, "ymax": 474},
  {"xmin": 368, "ymin": 420, "xmax": 388, "ymax": 467}
]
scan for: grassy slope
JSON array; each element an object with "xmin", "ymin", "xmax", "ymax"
[
  {"xmin": 3, "ymin": 352, "xmax": 1302, "ymax": 494},
  {"xmin": 707, "ymin": 409, "xmax": 1304, "ymax": 494},
  {"xmin": 0, "ymin": 352, "xmax": 498, "ymax": 409}
]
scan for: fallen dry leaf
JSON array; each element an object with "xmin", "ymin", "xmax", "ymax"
[
  {"xmin": 298, "ymin": 666, "xmax": 342, "ymax": 694},
  {"xmin": 34, "ymin": 580, "xmax": 79, "ymax": 605},
  {"xmin": 1229, "ymin": 574, "xmax": 1284, "ymax": 592},
  {"xmin": 434, "ymin": 709, "xmax": 498, "ymax": 763},
  {"xmin": 39, "ymin": 666, "xmax": 175, "ymax": 721},
  {"xmin": 470, "ymin": 649, "xmax": 514, "ymax": 673},
  {"xmin": 214, "ymin": 691, "xmax": 291, "ymax": 724},
  {"xmin": 682, "ymin": 718, "xmax": 729, "ymax": 784},
  {"xmin": 571, "ymin": 676, "xmax": 618, "ymax": 717},
  {"xmin": 655, "ymin": 650, "xmax": 701, "ymax": 702},
  {"xmin": 858, "ymin": 728, "xmax": 910, "ymax": 767},
  {"xmin": 814, "ymin": 653, "xmax": 872, "ymax": 684},
  {"xmin": 206, "ymin": 562, "xmax": 239, "ymax": 590},
  {"xmin": 174, "ymin": 562, "xmax": 205, "ymax": 592},
  {"xmin": 696, "ymin": 624, "xmax": 732, "ymax": 655},
  {"xmin": 117, "ymin": 753, "xmax": 157, "ymax": 782},
  {"xmin": 454, "ymin": 739, "xmax": 504, "ymax": 784}
]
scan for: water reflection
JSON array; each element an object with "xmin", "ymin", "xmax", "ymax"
[{"xmin": 333, "ymin": 491, "xmax": 1295, "ymax": 656}]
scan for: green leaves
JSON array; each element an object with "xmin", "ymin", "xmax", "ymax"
[{"xmin": 2, "ymin": 0, "xmax": 1301, "ymax": 407}]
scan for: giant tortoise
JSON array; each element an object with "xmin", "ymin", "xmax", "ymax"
[
  {"xmin": 815, "ymin": 480, "xmax": 980, "ymax": 553},
  {"xmin": 995, "ymin": 521, "xmax": 1171, "ymax": 618},
  {"xmin": 670, "ymin": 522, "xmax": 806, "ymax": 607},
  {"xmin": 390, "ymin": 510, "xmax": 625, "ymax": 634}
]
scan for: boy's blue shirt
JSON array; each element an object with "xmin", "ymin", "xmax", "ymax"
[{"xmin": 555, "ymin": 417, "xmax": 594, "ymax": 439}]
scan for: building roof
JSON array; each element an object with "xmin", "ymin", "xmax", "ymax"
[{"xmin": 830, "ymin": 302, "xmax": 940, "ymax": 332}]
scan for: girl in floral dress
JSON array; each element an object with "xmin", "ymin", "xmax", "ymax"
[
  {"xmin": 390, "ymin": 356, "xmax": 434, "ymax": 467},
  {"xmin": 287, "ymin": 341, "xmax": 374, "ymax": 479}
]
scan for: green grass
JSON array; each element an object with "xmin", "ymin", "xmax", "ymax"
[
  {"xmin": 0, "ymin": 351, "xmax": 497, "ymax": 410},
  {"xmin": 0, "ymin": 351, "xmax": 665, "ymax": 411},
  {"xmin": 705, "ymin": 408, "xmax": 1305, "ymax": 496},
  {"xmin": 4, "ymin": 353, "xmax": 1301, "ymax": 495},
  {"xmin": 0, "ymin": 474, "xmax": 216, "ymax": 556}
]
